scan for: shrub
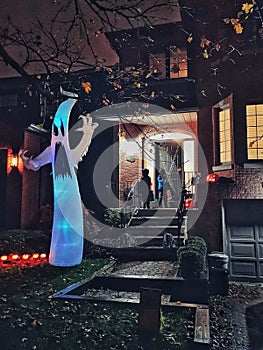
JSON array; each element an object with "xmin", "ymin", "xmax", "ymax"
[
  {"xmin": 104, "ymin": 208, "xmax": 130, "ymax": 227},
  {"xmin": 177, "ymin": 236, "xmax": 207, "ymax": 279},
  {"xmin": 185, "ymin": 236, "xmax": 207, "ymax": 256}
]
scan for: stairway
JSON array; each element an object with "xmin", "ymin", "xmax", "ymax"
[{"xmin": 125, "ymin": 208, "xmax": 188, "ymax": 247}]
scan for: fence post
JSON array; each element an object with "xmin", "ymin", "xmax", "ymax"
[{"xmin": 138, "ymin": 288, "xmax": 161, "ymax": 339}]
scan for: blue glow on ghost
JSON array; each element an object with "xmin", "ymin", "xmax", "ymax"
[
  {"xmin": 49, "ymin": 98, "xmax": 84, "ymax": 266},
  {"xmin": 20, "ymin": 98, "xmax": 98, "ymax": 267}
]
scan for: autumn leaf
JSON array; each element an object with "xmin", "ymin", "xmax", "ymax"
[
  {"xmin": 102, "ymin": 98, "xmax": 110, "ymax": 105},
  {"xmin": 136, "ymin": 82, "xmax": 141, "ymax": 88},
  {"xmin": 215, "ymin": 44, "xmax": 221, "ymax": 51},
  {"xmin": 170, "ymin": 104, "xmax": 176, "ymax": 110},
  {"xmin": 242, "ymin": 2, "xmax": 254, "ymax": 14},
  {"xmin": 113, "ymin": 81, "xmax": 122, "ymax": 90},
  {"xmin": 203, "ymin": 49, "xmax": 209, "ymax": 59},
  {"xmin": 200, "ymin": 36, "xmax": 211, "ymax": 48},
  {"xmin": 145, "ymin": 72, "xmax": 152, "ymax": 79},
  {"xmin": 187, "ymin": 34, "xmax": 193, "ymax": 43},
  {"xmin": 234, "ymin": 23, "xmax": 243, "ymax": 34},
  {"xmin": 82, "ymin": 82, "xmax": 92, "ymax": 94}
]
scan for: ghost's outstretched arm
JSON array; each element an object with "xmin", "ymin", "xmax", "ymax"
[
  {"xmin": 19, "ymin": 146, "xmax": 52, "ymax": 171},
  {"xmin": 70, "ymin": 116, "xmax": 98, "ymax": 168}
]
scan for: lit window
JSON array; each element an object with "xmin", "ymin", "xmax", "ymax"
[
  {"xmin": 246, "ymin": 104, "xmax": 263, "ymax": 159},
  {"xmin": 170, "ymin": 47, "xmax": 188, "ymax": 78},
  {"xmin": 219, "ymin": 108, "xmax": 232, "ymax": 163},
  {"xmin": 149, "ymin": 47, "xmax": 188, "ymax": 79}
]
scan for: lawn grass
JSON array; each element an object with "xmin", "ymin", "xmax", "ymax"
[
  {"xmin": 0, "ymin": 240, "xmax": 193, "ymax": 349},
  {"xmin": 0, "ymin": 230, "xmax": 192, "ymax": 350}
]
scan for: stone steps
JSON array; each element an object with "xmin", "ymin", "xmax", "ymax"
[{"xmin": 127, "ymin": 207, "xmax": 188, "ymax": 247}]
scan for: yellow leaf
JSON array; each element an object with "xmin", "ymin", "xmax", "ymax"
[
  {"xmin": 242, "ymin": 2, "xmax": 254, "ymax": 14},
  {"xmin": 203, "ymin": 50, "xmax": 209, "ymax": 59},
  {"xmin": 145, "ymin": 72, "xmax": 152, "ymax": 79},
  {"xmin": 82, "ymin": 82, "xmax": 92, "ymax": 94},
  {"xmin": 137, "ymin": 82, "xmax": 141, "ymax": 88},
  {"xmin": 187, "ymin": 34, "xmax": 193, "ymax": 43}
]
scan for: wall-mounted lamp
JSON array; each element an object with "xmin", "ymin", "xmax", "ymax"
[
  {"xmin": 206, "ymin": 173, "xmax": 234, "ymax": 184},
  {"xmin": 10, "ymin": 153, "xmax": 19, "ymax": 168},
  {"xmin": 206, "ymin": 173, "xmax": 219, "ymax": 183},
  {"xmin": 7, "ymin": 149, "xmax": 23, "ymax": 173}
]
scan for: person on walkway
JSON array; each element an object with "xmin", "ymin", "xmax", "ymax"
[
  {"xmin": 157, "ymin": 171, "xmax": 167, "ymax": 207},
  {"xmin": 139, "ymin": 168, "xmax": 151, "ymax": 209}
]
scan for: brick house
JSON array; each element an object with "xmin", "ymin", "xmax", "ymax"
[
  {"xmin": 179, "ymin": 0, "xmax": 263, "ymax": 281},
  {"xmin": 1, "ymin": 1, "xmax": 263, "ymax": 281},
  {"xmin": 0, "ymin": 77, "xmax": 47, "ymax": 228}
]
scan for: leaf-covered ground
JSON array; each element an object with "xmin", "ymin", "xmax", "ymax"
[{"xmin": 0, "ymin": 231, "xmax": 194, "ymax": 350}]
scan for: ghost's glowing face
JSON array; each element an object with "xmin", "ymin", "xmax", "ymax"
[{"xmin": 52, "ymin": 102, "xmax": 73, "ymax": 179}]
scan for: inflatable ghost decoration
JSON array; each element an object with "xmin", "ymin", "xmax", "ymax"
[{"xmin": 20, "ymin": 98, "xmax": 98, "ymax": 266}]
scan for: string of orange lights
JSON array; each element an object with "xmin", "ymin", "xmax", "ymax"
[{"xmin": 0, "ymin": 253, "xmax": 48, "ymax": 267}]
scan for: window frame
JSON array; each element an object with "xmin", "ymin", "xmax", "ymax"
[
  {"xmin": 212, "ymin": 100, "xmax": 234, "ymax": 171},
  {"xmin": 246, "ymin": 103, "xmax": 263, "ymax": 161},
  {"xmin": 148, "ymin": 46, "xmax": 188, "ymax": 79}
]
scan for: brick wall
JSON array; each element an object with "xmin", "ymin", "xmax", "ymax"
[
  {"xmin": 196, "ymin": 165, "xmax": 263, "ymax": 252},
  {"xmin": 119, "ymin": 150, "xmax": 141, "ymax": 203}
]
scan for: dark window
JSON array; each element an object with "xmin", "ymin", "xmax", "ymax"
[{"xmin": 0, "ymin": 94, "xmax": 18, "ymax": 107}]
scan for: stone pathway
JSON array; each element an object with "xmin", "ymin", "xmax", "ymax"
[{"xmin": 110, "ymin": 261, "xmax": 177, "ymax": 277}]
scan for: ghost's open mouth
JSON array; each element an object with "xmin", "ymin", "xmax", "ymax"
[{"xmin": 54, "ymin": 142, "xmax": 72, "ymax": 179}]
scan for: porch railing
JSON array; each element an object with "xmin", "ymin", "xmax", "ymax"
[{"xmin": 120, "ymin": 180, "xmax": 140, "ymax": 227}]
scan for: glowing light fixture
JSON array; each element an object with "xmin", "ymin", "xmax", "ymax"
[
  {"xmin": 206, "ymin": 173, "xmax": 219, "ymax": 183},
  {"xmin": 7, "ymin": 149, "xmax": 23, "ymax": 174}
]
